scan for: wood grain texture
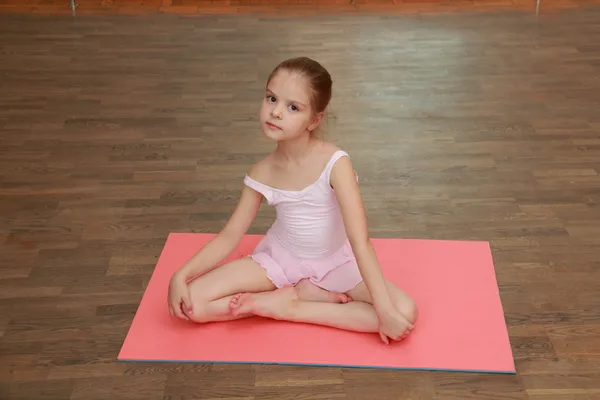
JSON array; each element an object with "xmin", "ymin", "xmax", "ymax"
[{"xmin": 1, "ymin": 5, "xmax": 600, "ymax": 400}]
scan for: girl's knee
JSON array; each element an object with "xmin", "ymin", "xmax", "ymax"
[
  {"xmin": 384, "ymin": 280, "xmax": 418, "ymax": 324},
  {"xmin": 185, "ymin": 301, "xmax": 211, "ymax": 323},
  {"xmin": 398, "ymin": 297, "xmax": 418, "ymax": 324},
  {"xmin": 185, "ymin": 293, "xmax": 206, "ymax": 323}
]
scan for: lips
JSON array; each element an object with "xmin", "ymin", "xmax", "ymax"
[{"xmin": 266, "ymin": 121, "xmax": 282, "ymax": 130}]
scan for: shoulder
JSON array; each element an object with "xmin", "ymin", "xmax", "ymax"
[
  {"xmin": 317, "ymin": 141, "xmax": 350, "ymax": 168},
  {"xmin": 328, "ymin": 147, "xmax": 362, "ymax": 212},
  {"xmin": 243, "ymin": 156, "xmax": 276, "ymax": 202},
  {"xmin": 321, "ymin": 143, "xmax": 355, "ymax": 188},
  {"xmin": 330, "ymin": 154, "xmax": 355, "ymax": 182},
  {"xmin": 320, "ymin": 142, "xmax": 352, "ymax": 172},
  {"xmin": 247, "ymin": 153, "xmax": 275, "ymax": 183}
]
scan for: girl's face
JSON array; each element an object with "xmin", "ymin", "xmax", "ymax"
[{"xmin": 259, "ymin": 69, "xmax": 322, "ymax": 142}]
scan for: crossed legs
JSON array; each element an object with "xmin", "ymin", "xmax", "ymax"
[{"xmin": 184, "ymin": 256, "xmax": 418, "ymax": 337}]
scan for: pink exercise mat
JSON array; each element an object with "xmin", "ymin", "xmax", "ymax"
[{"xmin": 118, "ymin": 233, "xmax": 515, "ymax": 374}]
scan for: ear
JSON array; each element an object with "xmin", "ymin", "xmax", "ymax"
[{"xmin": 308, "ymin": 111, "xmax": 324, "ymax": 132}]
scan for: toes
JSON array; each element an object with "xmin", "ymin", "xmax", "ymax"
[
  {"xmin": 328, "ymin": 291, "xmax": 351, "ymax": 304},
  {"xmin": 230, "ymin": 293, "xmax": 253, "ymax": 316},
  {"xmin": 229, "ymin": 293, "xmax": 243, "ymax": 309}
]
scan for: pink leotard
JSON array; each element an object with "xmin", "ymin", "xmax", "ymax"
[{"xmin": 244, "ymin": 150, "xmax": 363, "ymax": 293}]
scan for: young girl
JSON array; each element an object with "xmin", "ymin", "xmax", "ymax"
[{"xmin": 167, "ymin": 57, "xmax": 418, "ymax": 344}]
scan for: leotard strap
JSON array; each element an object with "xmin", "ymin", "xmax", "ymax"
[{"xmin": 244, "ymin": 175, "xmax": 274, "ymax": 203}]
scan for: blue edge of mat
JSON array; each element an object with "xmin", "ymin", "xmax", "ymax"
[{"xmin": 118, "ymin": 358, "xmax": 516, "ymax": 375}]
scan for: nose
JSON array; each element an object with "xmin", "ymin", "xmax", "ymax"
[{"xmin": 271, "ymin": 103, "xmax": 283, "ymax": 119}]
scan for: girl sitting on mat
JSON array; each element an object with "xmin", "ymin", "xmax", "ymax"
[{"xmin": 167, "ymin": 57, "xmax": 418, "ymax": 344}]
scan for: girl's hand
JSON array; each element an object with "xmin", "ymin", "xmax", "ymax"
[
  {"xmin": 168, "ymin": 273, "xmax": 193, "ymax": 320},
  {"xmin": 376, "ymin": 304, "xmax": 414, "ymax": 344}
]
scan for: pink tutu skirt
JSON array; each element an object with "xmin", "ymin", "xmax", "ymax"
[{"xmin": 250, "ymin": 234, "xmax": 364, "ymax": 293}]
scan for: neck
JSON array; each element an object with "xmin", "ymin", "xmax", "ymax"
[{"xmin": 274, "ymin": 132, "xmax": 319, "ymax": 162}]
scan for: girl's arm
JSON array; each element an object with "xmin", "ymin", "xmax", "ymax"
[
  {"xmin": 329, "ymin": 156, "xmax": 394, "ymax": 311},
  {"xmin": 173, "ymin": 182, "xmax": 263, "ymax": 282}
]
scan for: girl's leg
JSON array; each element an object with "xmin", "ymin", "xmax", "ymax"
[
  {"xmin": 347, "ymin": 280, "xmax": 419, "ymax": 324},
  {"xmin": 229, "ymin": 279, "xmax": 417, "ymax": 333},
  {"xmin": 185, "ymin": 257, "xmax": 276, "ymax": 323},
  {"xmin": 230, "ymin": 286, "xmax": 380, "ymax": 332},
  {"xmin": 294, "ymin": 279, "xmax": 352, "ymax": 303},
  {"xmin": 186, "ymin": 258, "xmax": 351, "ymax": 323}
]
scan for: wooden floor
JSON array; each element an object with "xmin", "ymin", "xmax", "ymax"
[{"xmin": 1, "ymin": 4, "xmax": 600, "ymax": 400}]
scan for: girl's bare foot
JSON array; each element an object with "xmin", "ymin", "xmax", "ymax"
[
  {"xmin": 229, "ymin": 287, "xmax": 298, "ymax": 319},
  {"xmin": 294, "ymin": 279, "xmax": 352, "ymax": 304}
]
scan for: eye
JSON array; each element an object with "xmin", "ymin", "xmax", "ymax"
[
  {"xmin": 288, "ymin": 105, "xmax": 298, "ymax": 112},
  {"xmin": 266, "ymin": 95, "xmax": 276, "ymax": 103}
]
